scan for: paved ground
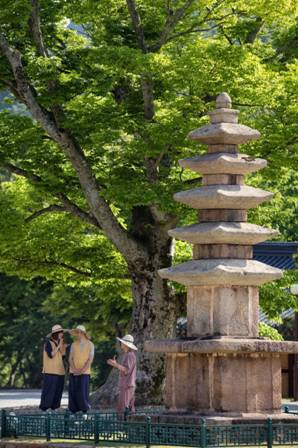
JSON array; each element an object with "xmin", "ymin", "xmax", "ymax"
[
  {"xmin": 1, "ymin": 389, "xmax": 298, "ymax": 412},
  {"xmin": 0, "ymin": 389, "xmax": 68, "ymax": 408}
]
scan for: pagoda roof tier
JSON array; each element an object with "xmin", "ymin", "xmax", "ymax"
[
  {"xmin": 158, "ymin": 259, "xmax": 282, "ymax": 286},
  {"xmin": 208, "ymin": 108, "xmax": 239, "ymax": 124},
  {"xmin": 188, "ymin": 123, "xmax": 260, "ymax": 145},
  {"xmin": 174, "ymin": 185, "xmax": 273, "ymax": 209},
  {"xmin": 144, "ymin": 338, "xmax": 298, "ymax": 355},
  {"xmin": 179, "ymin": 153, "xmax": 267, "ymax": 175},
  {"xmin": 169, "ymin": 222, "xmax": 279, "ymax": 245}
]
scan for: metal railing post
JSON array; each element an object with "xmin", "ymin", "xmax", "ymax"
[
  {"xmin": 145, "ymin": 416, "xmax": 151, "ymax": 448},
  {"xmin": 0, "ymin": 410, "xmax": 6, "ymax": 438},
  {"xmin": 64, "ymin": 409, "xmax": 70, "ymax": 438},
  {"xmin": 267, "ymin": 417, "xmax": 273, "ymax": 448},
  {"xmin": 94, "ymin": 413, "xmax": 100, "ymax": 444},
  {"xmin": 46, "ymin": 412, "xmax": 51, "ymax": 441},
  {"xmin": 200, "ymin": 418, "xmax": 207, "ymax": 448}
]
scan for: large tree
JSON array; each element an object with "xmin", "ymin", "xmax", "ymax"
[{"xmin": 0, "ymin": 0, "xmax": 297, "ymax": 403}]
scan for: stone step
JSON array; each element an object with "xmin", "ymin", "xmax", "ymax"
[
  {"xmin": 179, "ymin": 153, "xmax": 267, "ymax": 175},
  {"xmin": 158, "ymin": 259, "xmax": 282, "ymax": 286},
  {"xmin": 174, "ymin": 185, "xmax": 273, "ymax": 209},
  {"xmin": 168, "ymin": 222, "xmax": 279, "ymax": 244},
  {"xmin": 188, "ymin": 123, "xmax": 260, "ymax": 145}
]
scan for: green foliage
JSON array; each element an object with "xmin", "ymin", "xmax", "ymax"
[
  {"xmin": 259, "ymin": 322, "xmax": 284, "ymax": 341},
  {"xmin": 248, "ymin": 168, "xmax": 298, "ymax": 242},
  {"xmin": 0, "ymin": 0, "xmax": 297, "ymax": 388},
  {"xmin": 0, "ymin": 273, "xmax": 129, "ymax": 388},
  {"xmin": 259, "ymin": 271, "xmax": 298, "ymax": 320},
  {"xmin": 0, "ymin": 274, "xmax": 55, "ymax": 387}
]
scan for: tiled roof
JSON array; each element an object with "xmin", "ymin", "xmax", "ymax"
[
  {"xmin": 253, "ymin": 242, "xmax": 298, "ymax": 270},
  {"xmin": 259, "ymin": 309, "xmax": 295, "ymax": 325},
  {"xmin": 255, "ymin": 242, "xmax": 298, "ymax": 324}
]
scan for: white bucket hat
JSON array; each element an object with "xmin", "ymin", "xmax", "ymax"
[
  {"xmin": 117, "ymin": 334, "xmax": 137, "ymax": 351},
  {"xmin": 47, "ymin": 324, "xmax": 66, "ymax": 338},
  {"xmin": 70, "ymin": 325, "xmax": 91, "ymax": 339}
]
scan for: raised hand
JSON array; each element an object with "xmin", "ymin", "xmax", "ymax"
[{"xmin": 107, "ymin": 356, "xmax": 117, "ymax": 368}]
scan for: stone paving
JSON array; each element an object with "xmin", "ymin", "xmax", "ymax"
[
  {"xmin": 0, "ymin": 389, "xmax": 67, "ymax": 409},
  {"xmin": 1, "ymin": 388, "xmax": 298, "ymax": 415}
]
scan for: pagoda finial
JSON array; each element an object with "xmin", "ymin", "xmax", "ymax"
[
  {"xmin": 189, "ymin": 91, "xmax": 260, "ymax": 142},
  {"xmin": 216, "ymin": 92, "xmax": 232, "ymax": 109}
]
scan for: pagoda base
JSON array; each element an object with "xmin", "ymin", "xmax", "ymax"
[
  {"xmin": 145, "ymin": 337, "xmax": 298, "ymax": 414},
  {"xmin": 129, "ymin": 411, "xmax": 298, "ymax": 426},
  {"xmin": 164, "ymin": 351, "xmax": 281, "ymax": 413}
]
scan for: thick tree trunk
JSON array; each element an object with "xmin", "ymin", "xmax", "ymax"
[
  {"xmin": 90, "ymin": 367, "xmax": 119, "ymax": 408},
  {"xmin": 130, "ymin": 263, "xmax": 177, "ymax": 404},
  {"xmin": 90, "ymin": 257, "xmax": 177, "ymax": 408},
  {"xmin": 91, "ymin": 207, "xmax": 178, "ymax": 407}
]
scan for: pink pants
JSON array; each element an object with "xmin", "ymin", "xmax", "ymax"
[{"xmin": 117, "ymin": 387, "xmax": 136, "ymax": 414}]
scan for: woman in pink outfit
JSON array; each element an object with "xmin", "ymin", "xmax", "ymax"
[{"xmin": 107, "ymin": 334, "xmax": 137, "ymax": 414}]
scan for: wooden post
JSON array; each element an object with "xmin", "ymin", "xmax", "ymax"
[{"xmin": 293, "ymin": 313, "xmax": 298, "ymax": 400}]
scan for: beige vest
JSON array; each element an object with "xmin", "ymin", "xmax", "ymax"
[
  {"xmin": 42, "ymin": 341, "xmax": 65, "ymax": 375},
  {"xmin": 70, "ymin": 340, "xmax": 92, "ymax": 374}
]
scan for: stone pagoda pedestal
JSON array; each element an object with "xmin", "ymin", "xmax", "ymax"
[{"xmin": 145, "ymin": 93, "xmax": 298, "ymax": 416}]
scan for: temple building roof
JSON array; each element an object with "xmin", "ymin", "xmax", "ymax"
[{"xmin": 253, "ymin": 242, "xmax": 298, "ymax": 270}]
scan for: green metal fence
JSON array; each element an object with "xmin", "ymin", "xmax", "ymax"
[{"xmin": 2, "ymin": 410, "xmax": 298, "ymax": 447}]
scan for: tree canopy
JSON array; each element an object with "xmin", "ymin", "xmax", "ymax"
[{"xmin": 0, "ymin": 0, "xmax": 297, "ymax": 394}]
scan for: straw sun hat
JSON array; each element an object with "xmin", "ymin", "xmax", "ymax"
[
  {"xmin": 117, "ymin": 334, "xmax": 138, "ymax": 351},
  {"xmin": 46, "ymin": 324, "xmax": 67, "ymax": 338},
  {"xmin": 70, "ymin": 325, "xmax": 91, "ymax": 339}
]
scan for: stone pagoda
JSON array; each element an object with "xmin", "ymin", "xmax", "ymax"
[{"xmin": 145, "ymin": 93, "xmax": 298, "ymax": 415}]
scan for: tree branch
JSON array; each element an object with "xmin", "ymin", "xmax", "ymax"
[
  {"xmin": 4, "ymin": 163, "xmax": 100, "ymax": 228},
  {"xmin": 56, "ymin": 193, "xmax": 100, "ymax": 228},
  {"xmin": 149, "ymin": 0, "xmax": 196, "ymax": 51},
  {"xmin": 28, "ymin": 0, "xmax": 65, "ymax": 126},
  {"xmin": 28, "ymin": 0, "xmax": 48, "ymax": 57},
  {"xmin": 150, "ymin": 1, "xmax": 236, "ymax": 50},
  {"xmin": 25, "ymin": 204, "xmax": 66, "ymax": 222},
  {"xmin": 219, "ymin": 25, "xmax": 234, "ymax": 45},
  {"xmin": 10, "ymin": 256, "xmax": 93, "ymax": 277},
  {"xmin": 45, "ymin": 260, "xmax": 93, "ymax": 277},
  {"xmin": 26, "ymin": 1, "xmax": 101, "ymax": 229},
  {"xmin": 126, "ymin": 0, "xmax": 147, "ymax": 52},
  {"xmin": 0, "ymin": 33, "xmax": 147, "ymax": 263},
  {"xmin": 126, "ymin": 0, "xmax": 199, "ymax": 189},
  {"xmin": 9, "ymin": 256, "xmax": 130, "ymax": 279},
  {"xmin": 0, "ymin": 79, "xmax": 24, "ymax": 102},
  {"xmin": 4, "ymin": 162, "xmax": 42, "ymax": 183},
  {"xmin": 141, "ymin": 73, "xmax": 154, "ymax": 120},
  {"xmin": 245, "ymin": 19, "xmax": 263, "ymax": 44},
  {"xmin": 0, "ymin": 34, "xmax": 60, "ymax": 139},
  {"xmin": 165, "ymin": 18, "xmax": 233, "ymax": 42}
]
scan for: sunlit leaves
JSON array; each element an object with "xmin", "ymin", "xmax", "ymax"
[
  {"xmin": 0, "ymin": 0, "xmax": 297, "ymax": 328},
  {"xmin": 259, "ymin": 322, "xmax": 284, "ymax": 341}
]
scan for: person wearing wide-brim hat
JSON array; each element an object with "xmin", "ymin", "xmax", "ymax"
[
  {"xmin": 39, "ymin": 324, "xmax": 68, "ymax": 411},
  {"xmin": 68, "ymin": 325, "xmax": 94, "ymax": 413},
  {"xmin": 107, "ymin": 334, "xmax": 138, "ymax": 414}
]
